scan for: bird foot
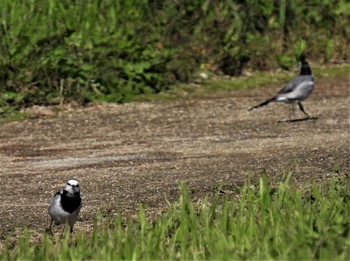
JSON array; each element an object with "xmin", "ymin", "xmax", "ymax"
[{"xmin": 45, "ymin": 227, "xmax": 54, "ymax": 235}]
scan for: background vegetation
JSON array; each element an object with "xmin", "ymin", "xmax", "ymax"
[
  {"xmin": 2, "ymin": 174, "xmax": 350, "ymax": 260},
  {"xmin": 0, "ymin": 0, "xmax": 349, "ymax": 110}
]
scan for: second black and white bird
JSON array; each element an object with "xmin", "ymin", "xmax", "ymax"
[
  {"xmin": 48, "ymin": 179, "xmax": 82, "ymax": 233},
  {"xmin": 249, "ymin": 55, "xmax": 315, "ymax": 119}
]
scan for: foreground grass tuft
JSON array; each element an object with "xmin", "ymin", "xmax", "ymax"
[{"xmin": 2, "ymin": 175, "xmax": 350, "ymax": 260}]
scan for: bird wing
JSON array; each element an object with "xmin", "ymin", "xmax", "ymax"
[
  {"xmin": 48, "ymin": 191, "xmax": 62, "ymax": 211},
  {"xmin": 278, "ymin": 76, "xmax": 301, "ymax": 94},
  {"xmin": 275, "ymin": 75, "xmax": 314, "ymax": 102},
  {"xmin": 278, "ymin": 75, "xmax": 314, "ymax": 94}
]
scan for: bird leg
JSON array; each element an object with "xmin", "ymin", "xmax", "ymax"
[
  {"xmin": 289, "ymin": 104, "xmax": 296, "ymax": 120},
  {"xmin": 46, "ymin": 219, "xmax": 54, "ymax": 234},
  {"xmin": 49, "ymin": 220, "xmax": 54, "ymax": 230},
  {"xmin": 58, "ymin": 224, "xmax": 68, "ymax": 239},
  {"xmin": 298, "ymin": 102, "xmax": 310, "ymax": 118}
]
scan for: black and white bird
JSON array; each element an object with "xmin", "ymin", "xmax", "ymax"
[
  {"xmin": 249, "ymin": 55, "xmax": 315, "ymax": 120},
  {"xmin": 48, "ymin": 179, "xmax": 82, "ymax": 233}
]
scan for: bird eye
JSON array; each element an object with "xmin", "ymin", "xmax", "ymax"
[{"xmin": 76, "ymin": 185, "xmax": 80, "ymax": 188}]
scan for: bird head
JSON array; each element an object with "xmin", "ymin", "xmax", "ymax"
[
  {"xmin": 298, "ymin": 54, "xmax": 312, "ymax": 76},
  {"xmin": 64, "ymin": 179, "xmax": 80, "ymax": 195}
]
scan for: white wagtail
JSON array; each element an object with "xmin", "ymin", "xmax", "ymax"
[
  {"xmin": 249, "ymin": 55, "xmax": 315, "ymax": 120},
  {"xmin": 48, "ymin": 179, "xmax": 82, "ymax": 233}
]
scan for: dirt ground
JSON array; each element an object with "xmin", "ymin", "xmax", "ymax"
[{"xmin": 0, "ymin": 74, "xmax": 349, "ymax": 238}]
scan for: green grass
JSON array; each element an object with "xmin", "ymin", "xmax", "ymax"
[
  {"xmin": 205, "ymin": 64, "xmax": 350, "ymax": 92},
  {"xmin": 0, "ymin": 109, "xmax": 30, "ymax": 124},
  {"xmin": 2, "ymin": 174, "xmax": 350, "ymax": 260},
  {"xmin": 132, "ymin": 63, "xmax": 350, "ymax": 102}
]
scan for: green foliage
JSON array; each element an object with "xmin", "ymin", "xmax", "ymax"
[
  {"xmin": 2, "ymin": 175, "xmax": 350, "ymax": 260},
  {"xmin": 0, "ymin": 0, "xmax": 349, "ymax": 108}
]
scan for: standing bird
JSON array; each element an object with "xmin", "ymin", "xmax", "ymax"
[
  {"xmin": 249, "ymin": 55, "xmax": 315, "ymax": 120},
  {"xmin": 48, "ymin": 179, "xmax": 82, "ymax": 233}
]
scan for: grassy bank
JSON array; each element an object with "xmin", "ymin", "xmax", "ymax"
[
  {"xmin": 0, "ymin": 0, "xmax": 349, "ymax": 110},
  {"xmin": 0, "ymin": 63, "xmax": 348, "ymax": 123},
  {"xmin": 132, "ymin": 63, "xmax": 350, "ymax": 102},
  {"xmin": 2, "ymin": 174, "xmax": 350, "ymax": 260}
]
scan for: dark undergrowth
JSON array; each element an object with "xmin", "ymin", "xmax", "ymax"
[{"xmin": 0, "ymin": 0, "xmax": 349, "ymax": 111}]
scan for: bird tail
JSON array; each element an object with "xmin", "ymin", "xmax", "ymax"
[{"xmin": 248, "ymin": 97, "xmax": 275, "ymax": 111}]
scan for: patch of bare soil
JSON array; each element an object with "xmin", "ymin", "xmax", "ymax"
[{"xmin": 0, "ymin": 75, "xmax": 349, "ymax": 239}]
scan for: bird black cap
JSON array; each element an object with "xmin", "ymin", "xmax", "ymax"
[
  {"xmin": 299, "ymin": 53, "xmax": 307, "ymax": 62},
  {"xmin": 299, "ymin": 54, "xmax": 312, "ymax": 76}
]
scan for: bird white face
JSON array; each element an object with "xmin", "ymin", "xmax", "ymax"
[{"xmin": 65, "ymin": 179, "xmax": 80, "ymax": 194}]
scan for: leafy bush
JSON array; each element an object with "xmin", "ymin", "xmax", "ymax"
[{"xmin": 0, "ymin": 0, "xmax": 349, "ymax": 108}]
